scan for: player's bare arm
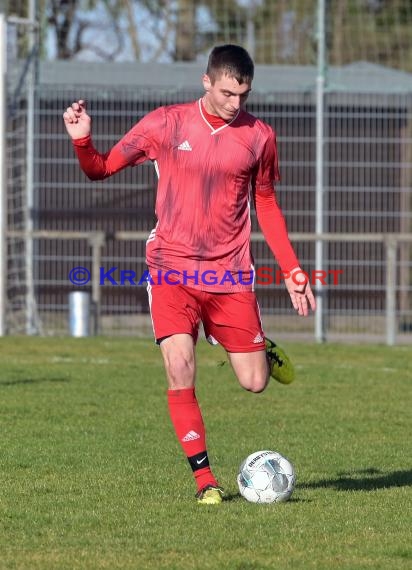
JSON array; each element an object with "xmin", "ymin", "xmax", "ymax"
[{"xmin": 63, "ymin": 99, "xmax": 91, "ymax": 140}]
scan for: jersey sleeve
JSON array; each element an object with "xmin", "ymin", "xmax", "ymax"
[
  {"xmin": 115, "ymin": 106, "xmax": 166, "ymax": 166},
  {"xmin": 252, "ymin": 127, "xmax": 281, "ymax": 195},
  {"xmin": 72, "ymin": 106, "xmax": 166, "ymax": 180},
  {"xmin": 254, "ymin": 190, "xmax": 300, "ymax": 272},
  {"xmin": 252, "ymin": 127, "xmax": 299, "ymax": 272}
]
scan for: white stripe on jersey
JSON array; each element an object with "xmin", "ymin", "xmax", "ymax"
[
  {"xmin": 147, "ymin": 162, "xmax": 160, "ymax": 244},
  {"xmin": 153, "ymin": 159, "xmax": 160, "ymax": 179},
  {"xmin": 250, "ymin": 263, "xmax": 256, "ymax": 292},
  {"xmin": 146, "ymin": 221, "xmax": 158, "ymax": 245}
]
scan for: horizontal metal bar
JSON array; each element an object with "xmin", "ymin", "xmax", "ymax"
[{"xmin": 7, "ymin": 230, "xmax": 412, "ymax": 244}]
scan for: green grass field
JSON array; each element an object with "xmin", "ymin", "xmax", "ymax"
[{"xmin": 0, "ymin": 337, "xmax": 411, "ymax": 570}]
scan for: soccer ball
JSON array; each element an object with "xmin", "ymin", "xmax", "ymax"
[{"xmin": 237, "ymin": 450, "xmax": 296, "ymax": 503}]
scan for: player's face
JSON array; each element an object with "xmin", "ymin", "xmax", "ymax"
[{"xmin": 202, "ymin": 73, "xmax": 252, "ymax": 121}]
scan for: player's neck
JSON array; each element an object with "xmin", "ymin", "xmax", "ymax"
[
  {"xmin": 200, "ymin": 97, "xmax": 230, "ymax": 128},
  {"xmin": 201, "ymin": 95, "xmax": 219, "ymax": 116}
]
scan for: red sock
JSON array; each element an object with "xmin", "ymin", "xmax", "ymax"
[{"xmin": 167, "ymin": 387, "xmax": 218, "ymax": 492}]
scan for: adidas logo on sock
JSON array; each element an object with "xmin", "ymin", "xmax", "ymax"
[
  {"xmin": 177, "ymin": 140, "xmax": 192, "ymax": 151},
  {"xmin": 182, "ymin": 430, "xmax": 200, "ymax": 442}
]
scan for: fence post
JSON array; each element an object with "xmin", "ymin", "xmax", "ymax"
[
  {"xmin": 0, "ymin": 11, "xmax": 6, "ymax": 335},
  {"xmin": 315, "ymin": 0, "xmax": 327, "ymax": 343},
  {"xmin": 89, "ymin": 232, "xmax": 105, "ymax": 336},
  {"xmin": 385, "ymin": 237, "xmax": 397, "ymax": 346},
  {"xmin": 25, "ymin": 2, "xmax": 39, "ymax": 334}
]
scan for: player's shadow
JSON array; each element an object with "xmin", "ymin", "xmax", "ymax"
[
  {"xmin": 223, "ymin": 491, "xmax": 242, "ymax": 502},
  {"xmin": 300, "ymin": 467, "xmax": 412, "ymax": 492},
  {"xmin": 223, "ymin": 492, "xmax": 310, "ymax": 503},
  {"xmin": 0, "ymin": 377, "xmax": 70, "ymax": 386}
]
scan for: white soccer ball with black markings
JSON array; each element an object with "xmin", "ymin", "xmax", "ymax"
[{"xmin": 237, "ymin": 450, "xmax": 296, "ymax": 503}]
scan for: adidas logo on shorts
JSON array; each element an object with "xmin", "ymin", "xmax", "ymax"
[
  {"xmin": 253, "ymin": 333, "xmax": 264, "ymax": 343},
  {"xmin": 182, "ymin": 430, "xmax": 200, "ymax": 442}
]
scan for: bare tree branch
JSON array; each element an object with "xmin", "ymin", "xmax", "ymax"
[{"xmin": 122, "ymin": 0, "xmax": 141, "ymax": 60}]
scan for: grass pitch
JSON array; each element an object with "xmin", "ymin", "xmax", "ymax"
[{"xmin": 0, "ymin": 337, "xmax": 411, "ymax": 570}]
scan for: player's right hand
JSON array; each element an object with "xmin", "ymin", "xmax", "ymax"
[{"xmin": 63, "ymin": 100, "xmax": 91, "ymax": 140}]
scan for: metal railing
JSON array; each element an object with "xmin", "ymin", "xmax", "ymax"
[{"xmin": 6, "ymin": 230, "xmax": 412, "ymax": 345}]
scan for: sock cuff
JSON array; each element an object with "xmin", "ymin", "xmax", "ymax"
[
  {"xmin": 188, "ymin": 451, "xmax": 210, "ymax": 472},
  {"xmin": 167, "ymin": 387, "xmax": 196, "ymax": 404}
]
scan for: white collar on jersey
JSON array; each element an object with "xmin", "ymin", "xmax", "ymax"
[{"xmin": 198, "ymin": 98, "xmax": 240, "ymax": 135}]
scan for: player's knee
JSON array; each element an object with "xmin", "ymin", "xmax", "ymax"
[
  {"xmin": 247, "ymin": 381, "xmax": 268, "ymax": 394},
  {"xmin": 164, "ymin": 352, "xmax": 195, "ymax": 387},
  {"xmin": 241, "ymin": 371, "xmax": 269, "ymax": 394}
]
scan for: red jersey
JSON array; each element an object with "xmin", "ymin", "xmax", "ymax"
[{"xmin": 73, "ymin": 99, "xmax": 299, "ymax": 292}]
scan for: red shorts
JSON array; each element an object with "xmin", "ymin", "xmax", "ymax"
[{"xmin": 147, "ymin": 280, "xmax": 266, "ymax": 353}]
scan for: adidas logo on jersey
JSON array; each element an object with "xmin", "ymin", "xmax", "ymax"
[
  {"xmin": 182, "ymin": 430, "xmax": 200, "ymax": 442},
  {"xmin": 177, "ymin": 140, "xmax": 192, "ymax": 151},
  {"xmin": 253, "ymin": 333, "xmax": 264, "ymax": 344}
]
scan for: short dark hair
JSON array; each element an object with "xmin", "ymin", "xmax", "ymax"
[{"xmin": 206, "ymin": 44, "xmax": 254, "ymax": 85}]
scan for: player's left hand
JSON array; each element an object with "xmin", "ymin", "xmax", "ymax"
[{"xmin": 284, "ymin": 268, "xmax": 316, "ymax": 316}]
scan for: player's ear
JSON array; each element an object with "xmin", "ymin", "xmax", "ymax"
[{"xmin": 202, "ymin": 74, "xmax": 212, "ymax": 92}]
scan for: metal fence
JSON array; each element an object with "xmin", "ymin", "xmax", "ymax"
[
  {"xmin": 2, "ymin": 14, "xmax": 412, "ymax": 342},
  {"xmin": 6, "ymin": 229, "xmax": 411, "ymax": 345}
]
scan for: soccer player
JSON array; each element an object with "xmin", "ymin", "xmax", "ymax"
[{"xmin": 63, "ymin": 44, "xmax": 316, "ymax": 505}]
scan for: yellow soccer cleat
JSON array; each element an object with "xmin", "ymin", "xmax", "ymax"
[
  {"xmin": 265, "ymin": 338, "xmax": 295, "ymax": 384},
  {"xmin": 196, "ymin": 485, "xmax": 224, "ymax": 505}
]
